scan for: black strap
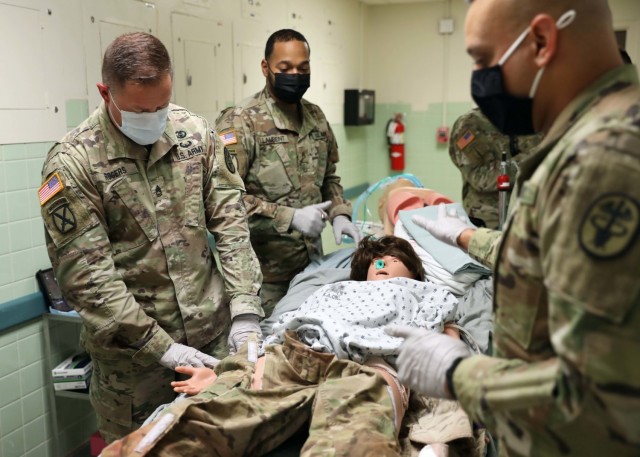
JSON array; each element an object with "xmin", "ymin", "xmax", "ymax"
[
  {"xmin": 509, "ymin": 136, "xmax": 519, "ymax": 157},
  {"xmin": 446, "ymin": 357, "xmax": 466, "ymax": 399}
]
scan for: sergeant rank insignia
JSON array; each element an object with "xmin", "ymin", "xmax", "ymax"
[{"xmin": 579, "ymin": 192, "xmax": 640, "ymax": 259}]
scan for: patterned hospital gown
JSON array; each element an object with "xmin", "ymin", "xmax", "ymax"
[{"xmin": 266, "ymin": 278, "xmax": 457, "ymax": 364}]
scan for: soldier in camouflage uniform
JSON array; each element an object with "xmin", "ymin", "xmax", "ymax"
[
  {"xmin": 389, "ymin": 0, "xmax": 640, "ymax": 455},
  {"xmin": 215, "ymin": 29, "xmax": 360, "ymax": 317},
  {"xmin": 449, "ymin": 108, "xmax": 542, "ymax": 229},
  {"xmin": 39, "ymin": 33, "xmax": 262, "ymax": 442}
]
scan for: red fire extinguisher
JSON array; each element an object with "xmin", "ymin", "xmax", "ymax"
[{"xmin": 387, "ymin": 113, "xmax": 405, "ymax": 171}]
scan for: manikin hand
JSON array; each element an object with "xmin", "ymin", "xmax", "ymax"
[{"xmin": 171, "ymin": 365, "xmax": 218, "ymax": 395}]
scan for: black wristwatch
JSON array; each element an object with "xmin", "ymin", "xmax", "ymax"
[{"xmin": 446, "ymin": 357, "xmax": 466, "ymax": 399}]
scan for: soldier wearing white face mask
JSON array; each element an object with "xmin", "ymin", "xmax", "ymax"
[{"xmin": 39, "ymin": 32, "xmax": 263, "ymax": 442}]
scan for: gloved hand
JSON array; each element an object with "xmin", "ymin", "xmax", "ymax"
[
  {"xmin": 228, "ymin": 314, "xmax": 262, "ymax": 355},
  {"xmin": 291, "ymin": 201, "xmax": 332, "ymax": 238},
  {"xmin": 332, "ymin": 215, "xmax": 362, "ymax": 245},
  {"xmin": 385, "ymin": 325, "xmax": 471, "ymax": 399},
  {"xmin": 411, "ymin": 203, "xmax": 473, "ymax": 248},
  {"xmin": 158, "ymin": 343, "xmax": 220, "ymax": 370}
]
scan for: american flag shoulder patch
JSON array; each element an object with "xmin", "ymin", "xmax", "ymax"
[
  {"xmin": 219, "ymin": 130, "xmax": 237, "ymax": 146},
  {"xmin": 38, "ymin": 173, "xmax": 64, "ymax": 206},
  {"xmin": 456, "ymin": 130, "xmax": 476, "ymax": 150}
]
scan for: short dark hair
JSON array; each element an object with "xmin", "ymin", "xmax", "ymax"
[
  {"xmin": 264, "ymin": 29, "xmax": 310, "ymax": 60},
  {"xmin": 350, "ymin": 235, "xmax": 425, "ymax": 282},
  {"xmin": 102, "ymin": 32, "xmax": 172, "ymax": 92}
]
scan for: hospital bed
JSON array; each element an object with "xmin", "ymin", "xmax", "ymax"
[
  {"xmin": 109, "ymin": 175, "xmax": 495, "ymax": 457},
  {"xmin": 257, "ymin": 175, "xmax": 495, "ymax": 456}
]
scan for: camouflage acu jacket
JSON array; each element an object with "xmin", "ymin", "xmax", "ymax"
[
  {"xmin": 215, "ymin": 88, "xmax": 351, "ymax": 282},
  {"xmin": 458, "ymin": 65, "xmax": 640, "ymax": 455},
  {"xmin": 449, "ymin": 108, "xmax": 542, "ymax": 229},
  {"xmin": 40, "ymin": 103, "xmax": 262, "ymax": 365}
]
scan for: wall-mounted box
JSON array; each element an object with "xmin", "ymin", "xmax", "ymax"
[{"xmin": 344, "ymin": 89, "xmax": 375, "ymax": 126}]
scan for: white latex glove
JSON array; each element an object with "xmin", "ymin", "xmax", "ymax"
[
  {"xmin": 158, "ymin": 343, "xmax": 220, "ymax": 370},
  {"xmin": 332, "ymin": 215, "xmax": 362, "ymax": 245},
  {"xmin": 385, "ymin": 325, "xmax": 471, "ymax": 399},
  {"xmin": 228, "ymin": 314, "xmax": 262, "ymax": 355},
  {"xmin": 290, "ymin": 201, "xmax": 331, "ymax": 238},
  {"xmin": 411, "ymin": 203, "xmax": 473, "ymax": 248}
]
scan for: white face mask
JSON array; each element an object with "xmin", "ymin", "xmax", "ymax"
[{"xmin": 109, "ymin": 91, "xmax": 169, "ymax": 145}]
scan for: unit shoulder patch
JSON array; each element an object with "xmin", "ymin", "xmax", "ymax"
[
  {"xmin": 224, "ymin": 147, "xmax": 236, "ymax": 174},
  {"xmin": 49, "ymin": 199, "xmax": 77, "ymax": 234},
  {"xmin": 579, "ymin": 192, "xmax": 640, "ymax": 259}
]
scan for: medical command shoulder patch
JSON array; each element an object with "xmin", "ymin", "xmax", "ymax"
[
  {"xmin": 579, "ymin": 192, "xmax": 640, "ymax": 259},
  {"xmin": 219, "ymin": 130, "xmax": 237, "ymax": 146},
  {"xmin": 38, "ymin": 173, "xmax": 64, "ymax": 206},
  {"xmin": 456, "ymin": 130, "xmax": 475, "ymax": 150}
]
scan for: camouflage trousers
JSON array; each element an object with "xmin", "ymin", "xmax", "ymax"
[
  {"xmin": 92, "ymin": 328, "xmax": 230, "ymax": 443},
  {"xmin": 101, "ymin": 332, "xmax": 402, "ymax": 457},
  {"xmin": 259, "ymin": 280, "xmax": 290, "ymax": 319}
]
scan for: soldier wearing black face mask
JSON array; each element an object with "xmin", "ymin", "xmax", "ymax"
[{"xmin": 215, "ymin": 29, "xmax": 360, "ymax": 319}]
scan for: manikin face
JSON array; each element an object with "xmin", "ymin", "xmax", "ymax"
[{"xmin": 366, "ymin": 255, "xmax": 414, "ymax": 281}]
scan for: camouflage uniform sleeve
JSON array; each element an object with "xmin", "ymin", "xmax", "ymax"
[
  {"xmin": 467, "ymin": 227, "xmax": 501, "ymax": 270},
  {"xmin": 215, "ymin": 108, "xmax": 296, "ymax": 234},
  {"xmin": 40, "ymin": 147, "xmax": 174, "ymax": 367},
  {"xmin": 454, "ymin": 130, "xmax": 640, "ymax": 446},
  {"xmin": 322, "ymin": 123, "xmax": 352, "ymax": 221},
  {"xmin": 452, "ymin": 354, "xmax": 559, "ymax": 430},
  {"xmin": 204, "ymin": 129, "xmax": 263, "ymax": 319},
  {"xmin": 449, "ymin": 116, "xmax": 504, "ymax": 194}
]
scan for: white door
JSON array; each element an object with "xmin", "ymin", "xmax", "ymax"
[
  {"xmin": 239, "ymin": 43, "xmax": 266, "ymax": 101},
  {"xmin": 82, "ymin": 0, "xmax": 156, "ymax": 111},
  {"xmin": 171, "ymin": 13, "xmax": 232, "ymax": 125}
]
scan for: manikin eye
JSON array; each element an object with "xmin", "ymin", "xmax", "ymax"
[{"xmin": 375, "ymin": 259, "xmax": 385, "ymax": 270}]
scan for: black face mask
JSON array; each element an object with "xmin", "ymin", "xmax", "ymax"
[
  {"xmin": 470, "ymin": 9, "xmax": 577, "ymax": 136},
  {"xmin": 270, "ymin": 71, "xmax": 310, "ymax": 104},
  {"xmin": 471, "ymin": 65, "xmax": 535, "ymax": 136}
]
